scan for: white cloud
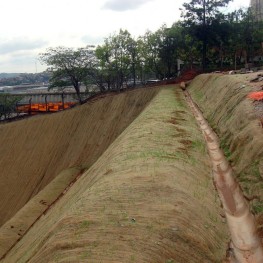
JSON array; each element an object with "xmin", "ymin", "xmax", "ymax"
[
  {"xmin": 102, "ymin": 0, "xmax": 154, "ymax": 11},
  {"xmin": 0, "ymin": 0, "xmax": 250, "ymax": 73},
  {"xmin": 0, "ymin": 51, "xmax": 45, "ymax": 73},
  {"xmin": 81, "ymin": 35, "xmax": 105, "ymax": 46},
  {"xmin": 0, "ymin": 38, "xmax": 47, "ymax": 55}
]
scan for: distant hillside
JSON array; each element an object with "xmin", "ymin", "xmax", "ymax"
[
  {"xmin": 0, "ymin": 73, "xmax": 20, "ymax": 79},
  {"xmin": 0, "ymin": 72, "xmax": 50, "ymax": 86}
]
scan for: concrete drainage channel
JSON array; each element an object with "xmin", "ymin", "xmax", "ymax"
[{"xmin": 183, "ymin": 89, "xmax": 263, "ymax": 263}]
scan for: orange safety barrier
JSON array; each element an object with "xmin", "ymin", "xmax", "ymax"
[
  {"xmin": 16, "ymin": 102, "xmax": 77, "ymax": 113},
  {"xmin": 247, "ymin": 91, "xmax": 263, "ymax": 101}
]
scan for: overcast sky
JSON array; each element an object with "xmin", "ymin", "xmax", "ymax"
[{"xmin": 0, "ymin": 0, "xmax": 249, "ymax": 73}]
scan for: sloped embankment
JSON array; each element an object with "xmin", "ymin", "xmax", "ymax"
[
  {"xmin": 2, "ymin": 87, "xmax": 228, "ymax": 263},
  {"xmin": 0, "ymin": 88, "xmax": 159, "ymax": 227},
  {"xmin": 188, "ymin": 73, "xmax": 263, "ymax": 217}
]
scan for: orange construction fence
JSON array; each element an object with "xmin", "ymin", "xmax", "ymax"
[{"xmin": 16, "ymin": 102, "xmax": 77, "ymax": 113}]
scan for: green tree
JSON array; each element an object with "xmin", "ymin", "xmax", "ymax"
[
  {"xmin": 96, "ymin": 29, "xmax": 137, "ymax": 90},
  {"xmin": 133, "ymin": 38, "xmax": 146, "ymax": 83},
  {"xmin": 222, "ymin": 9, "xmax": 248, "ymax": 68},
  {"xmin": 95, "ymin": 41, "xmax": 114, "ymax": 91},
  {"xmin": 241, "ymin": 7, "xmax": 263, "ymax": 65},
  {"xmin": 127, "ymin": 38, "xmax": 138, "ymax": 87},
  {"xmin": 181, "ymin": 0, "xmax": 232, "ymax": 70},
  {"xmin": 0, "ymin": 94, "xmax": 22, "ymax": 120},
  {"xmin": 140, "ymin": 28, "xmax": 166, "ymax": 79},
  {"xmin": 158, "ymin": 25, "xmax": 180, "ymax": 78},
  {"xmin": 222, "ymin": 8, "xmax": 263, "ymax": 68},
  {"xmin": 176, "ymin": 24, "xmax": 202, "ymax": 69},
  {"xmin": 39, "ymin": 46, "xmax": 97, "ymax": 103}
]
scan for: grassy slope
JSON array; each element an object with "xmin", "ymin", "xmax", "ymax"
[
  {"xmin": 189, "ymin": 73, "xmax": 263, "ymax": 216},
  {"xmin": 2, "ymin": 87, "xmax": 228, "ymax": 263},
  {"xmin": 0, "ymin": 88, "xmax": 159, "ymax": 227}
]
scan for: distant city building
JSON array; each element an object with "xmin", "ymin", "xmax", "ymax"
[{"xmin": 251, "ymin": 0, "xmax": 263, "ymax": 21}]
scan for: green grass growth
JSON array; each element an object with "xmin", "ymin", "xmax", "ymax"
[
  {"xmin": 237, "ymin": 160, "xmax": 263, "ymax": 215},
  {"xmin": 220, "ymin": 139, "xmax": 232, "ymax": 160},
  {"xmin": 192, "ymin": 139, "xmax": 206, "ymax": 153},
  {"xmin": 252, "ymin": 202, "xmax": 263, "ymax": 214},
  {"xmin": 124, "ymin": 149, "xmax": 188, "ymax": 162},
  {"xmin": 130, "ymin": 255, "xmax": 136, "ymax": 262},
  {"xmin": 239, "ymin": 161, "xmax": 261, "ymax": 183},
  {"xmin": 250, "ymin": 161, "xmax": 261, "ymax": 180},
  {"xmin": 80, "ymin": 220, "xmax": 90, "ymax": 228},
  {"xmin": 81, "ymin": 249, "xmax": 92, "ymax": 259}
]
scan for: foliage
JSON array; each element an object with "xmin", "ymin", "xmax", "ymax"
[
  {"xmin": 39, "ymin": 2, "xmax": 263, "ymax": 96},
  {"xmin": 140, "ymin": 28, "xmax": 164, "ymax": 79},
  {"xmin": 181, "ymin": 0, "xmax": 233, "ymax": 70},
  {"xmin": 181, "ymin": 0, "xmax": 232, "ymax": 26},
  {"xmin": 40, "ymin": 46, "xmax": 98, "ymax": 103},
  {"xmin": 96, "ymin": 29, "xmax": 139, "ymax": 90},
  {"xmin": 0, "ymin": 94, "xmax": 22, "ymax": 120}
]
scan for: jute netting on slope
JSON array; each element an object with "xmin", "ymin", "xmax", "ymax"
[{"xmin": 3, "ymin": 87, "xmax": 228, "ymax": 263}]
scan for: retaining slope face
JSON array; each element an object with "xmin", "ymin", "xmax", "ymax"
[
  {"xmin": 0, "ymin": 88, "xmax": 159, "ymax": 227},
  {"xmin": 3, "ymin": 87, "xmax": 228, "ymax": 263},
  {"xmin": 189, "ymin": 73, "xmax": 263, "ymax": 224}
]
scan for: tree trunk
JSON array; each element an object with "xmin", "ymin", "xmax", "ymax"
[
  {"xmin": 202, "ymin": 0, "xmax": 207, "ymax": 72},
  {"xmin": 74, "ymin": 84, "xmax": 82, "ymax": 104},
  {"xmin": 220, "ymin": 43, "xmax": 223, "ymax": 69},
  {"xmin": 132, "ymin": 62, "xmax": 136, "ymax": 88}
]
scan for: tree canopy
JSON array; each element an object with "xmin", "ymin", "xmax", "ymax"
[
  {"xmin": 0, "ymin": 94, "xmax": 22, "ymax": 120},
  {"xmin": 181, "ymin": 0, "xmax": 233, "ymax": 70},
  {"xmin": 96, "ymin": 29, "xmax": 140, "ymax": 90},
  {"xmin": 39, "ymin": 2, "xmax": 263, "ymax": 99},
  {"xmin": 40, "ymin": 46, "xmax": 97, "ymax": 103}
]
